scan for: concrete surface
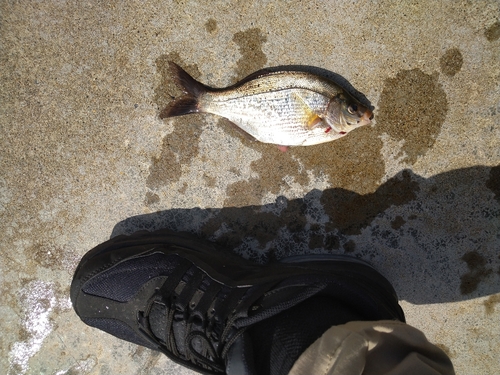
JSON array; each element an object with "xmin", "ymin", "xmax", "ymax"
[{"xmin": 1, "ymin": 1, "xmax": 499, "ymax": 374}]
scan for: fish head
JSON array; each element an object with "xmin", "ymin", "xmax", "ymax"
[{"xmin": 324, "ymin": 94, "xmax": 373, "ymax": 133}]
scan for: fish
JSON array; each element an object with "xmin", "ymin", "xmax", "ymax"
[{"xmin": 160, "ymin": 62, "xmax": 373, "ymax": 150}]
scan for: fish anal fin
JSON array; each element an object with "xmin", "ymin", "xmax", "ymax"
[{"xmin": 222, "ymin": 119, "xmax": 259, "ymax": 142}]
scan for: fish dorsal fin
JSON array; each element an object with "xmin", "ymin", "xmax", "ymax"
[{"xmin": 230, "ymin": 68, "xmax": 277, "ymax": 86}]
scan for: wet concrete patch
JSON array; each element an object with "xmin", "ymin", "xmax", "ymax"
[
  {"xmin": 222, "ymin": 120, "xmax": 386, "ymax": 207},
  {"xmin": 203, "ymin": 174, "xmax": 217, "ymax": 187},
  {"xmin": 377, "ymin": 69, "xmax": 448, "ymax": 164},
  {"xmin": 148, "ymin": 53, "xmax": 202, "ymax": 188},
  {"xmin": 205, "ymin": 18, "xmax": 218, "ymax": 34},
  {"xmin": 144, "ymin": 191, "xmax": 160, "ymax": 206},
  {"xmin": 391, "ymin": 215, "xmax": 406, "ymax": 230},
  {"xmin": 201, "ymin": 197, "xmax": 309, "ymax": 260},
  {"xmin": 435, "ymin": 343, "xmax": 455, "ymax": 359},
  {"xmin": 33, "ymin": 244, "xmax": 69, "ymax": 270},
  {"xmin": 321, "ymin": 170, "xmax": 419, "ymax": 235},
  {"xmin": 460, "ymin": 250, "xmax": 493, "ymax": 294},
  {"xmin": 146, "ymin": 121, "xmax": 201, "ymax": 189},
  {"xmin": 223, "ymin": 176, "xmax": 270, "ymax": 207},
  {"xmin": 485, "ymin": 20, "xmax": 500, "ymax": 41},
  {"xmin": 486, "ymin": 165, "xmax": 500, "ymax": 203},
  {"xmin": 19, "ymin": 240, "xmax": 79, "ymax": 275},
  {"xmin": 343, "ymin": 239, "xmax": 356, "ymax": 253},
  {"xmin": 483, "ymin": 294, "xmax": 500, "ymax": 315},
  {"xmin": 232, "ymin": 28, "xmax": 268, "ymax": 81},
  {"xmin": 204, "ymin": 169, "xmax": 420, "ymax": 257},
  {"xmin": 440, "ymin": 48, "xmax": 463, "ymax": 77}
]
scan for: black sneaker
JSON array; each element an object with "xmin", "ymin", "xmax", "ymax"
[{"xmin": 70, "ymin": 229, "xmax": 404, "ymax": 375}]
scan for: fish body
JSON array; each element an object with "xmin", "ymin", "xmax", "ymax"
[{"xmin": 161, "ymin": 62, "xmax": 372, "ymax": 147}]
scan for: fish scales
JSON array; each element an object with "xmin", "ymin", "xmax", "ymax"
[
  {"xmin": 161, "ymin": 62, "xmax": 373, "ymax": 148},
  {"xmin": 202, "ymin": 89, "xmax": 332, "ymax": 145}
]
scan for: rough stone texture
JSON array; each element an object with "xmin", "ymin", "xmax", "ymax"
[{"xmin": 1, "ymin": 1, "xmax": 499, "ymax": 374}]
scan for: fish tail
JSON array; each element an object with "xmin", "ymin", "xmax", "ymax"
[{"xmin": 160, "ymin": 62, "xmax": 208, "ymax": 119}]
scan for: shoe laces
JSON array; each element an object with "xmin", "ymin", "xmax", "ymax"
[{"xmin": 138, "ymin": 258, "xmax": 252, "ymax": 373}]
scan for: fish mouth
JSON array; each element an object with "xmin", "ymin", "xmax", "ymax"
[
  {"xmin": 343, "ymin": 110, "xmax": 372, "ymax": 129},
  {"xmin": 357, "ymin": 110, "xmax": 372, "ymax": 126}
]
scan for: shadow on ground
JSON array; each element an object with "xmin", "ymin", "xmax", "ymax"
[{"xmin": 112, "ymin": 165, "xmax": 500, "ymax": 306}]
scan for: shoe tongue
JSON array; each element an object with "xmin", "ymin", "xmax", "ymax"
[{"xmin": 225, "ymin": 332, "xmax": 256, "ymax": 375}]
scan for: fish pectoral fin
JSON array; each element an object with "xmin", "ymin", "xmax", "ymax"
[
  {"xmin": 291, "ymin": 92, "xmax": 324, "ymax": 130},
  {"xmin": 307, "ymin": 114, "xmax": 323, "ymax": 129}
]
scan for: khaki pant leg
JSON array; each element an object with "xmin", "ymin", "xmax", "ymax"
[{"xmin": 288, "ymin": 320, "xmax": 454, "ymax": 375}]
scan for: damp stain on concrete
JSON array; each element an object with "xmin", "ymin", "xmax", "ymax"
[
  {"xmin": 343, "ymin": 240, "xmax": 356, "ymax": 253},
  {"xmin": 308, "ymin": 232, "xmax": 325, "ymax": 249},
  {"xmin": 483, "ymin": 294, "xmax": 500, "ymax": 315},
  {"xmin": 25, "ymin": 241, "xmax": 78, "ymax": 274},
  {"xmin": 144, "ymin": 191, "xmax": 160, "ymax": 206},
  {"xmin": 201, "ymin": 171, "xmax": 420, "ymax": 255},
  {"xmin": 203, "ymin": 174, "xmax": 216, "ymax": 188},
  {"xmin": 440, "ymin": 48, "xmax": 463, "ymax": 77},
  {"xmin": 33, "ymin": 244, "xmax": 67, "ymax": 270},
  {"xmin": 322, "ymin": 234, "xmax": 340, "ymax": 250},
  {"xmin": 205, "ymin": 18, "xmax": 218, "ymax": 34},
  {"xmin": 232, "ymin": 28, "xmax": 268, "ymax": 81},
  {"xmin": 486, "ymin": 165, "xmax": 500, "ymax": 203},
  {"xmin": 221, "ymin": 175, "xmax": 269, "ymax": 208},
  {"xmin": 321, "ymin": 170, "xmax": 419, "ymax": 235},
  {"xmin": 485, "ymin": 20, "xmax": 500, "ymax": 41},
  {"xmin": 222, "ymin": 120, "xmax": 386, "ymax": 207},
  {"xmin": 202, "ymin": 201, "xmax": 307, "ymax": 250},
  {"xmin": 377, "ymin": 69, "xmax": 448, "ymax": 164},
  {"xmin": 391, "ymin": 215, "xmax": 406, "ymax": 230},
  {"xmin": 146, "ymin": 121, "xmax": 201, "ymax": 189},
  {"xmin": 435, "ymin": 343, "xmax": 455, "ymax": 359},
  {"xmin": 460, "ymin": 250, "xmax": 493, "ymax": 295},
  {"xmin": 148, "ymin": 53, "xmax": 202, "ymax": 189}
]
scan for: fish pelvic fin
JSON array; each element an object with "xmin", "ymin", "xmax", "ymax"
[{"xmin": 160, "ymin": 62, "xmax": 209, "ymax": 119}]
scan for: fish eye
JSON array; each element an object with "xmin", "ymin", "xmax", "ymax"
[{"xmin": 347, "ymin": 105, "xmax": 358, "ymax": 114}]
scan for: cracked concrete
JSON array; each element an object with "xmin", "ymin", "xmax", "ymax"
[{"xmin": 1, "ymin": 1, "xmax": 499, "ymax": 374}]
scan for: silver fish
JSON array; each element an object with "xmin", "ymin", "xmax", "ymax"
[{"xmin": 160, "ymin": 62, "xmax": 373, "ymax": 149}]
